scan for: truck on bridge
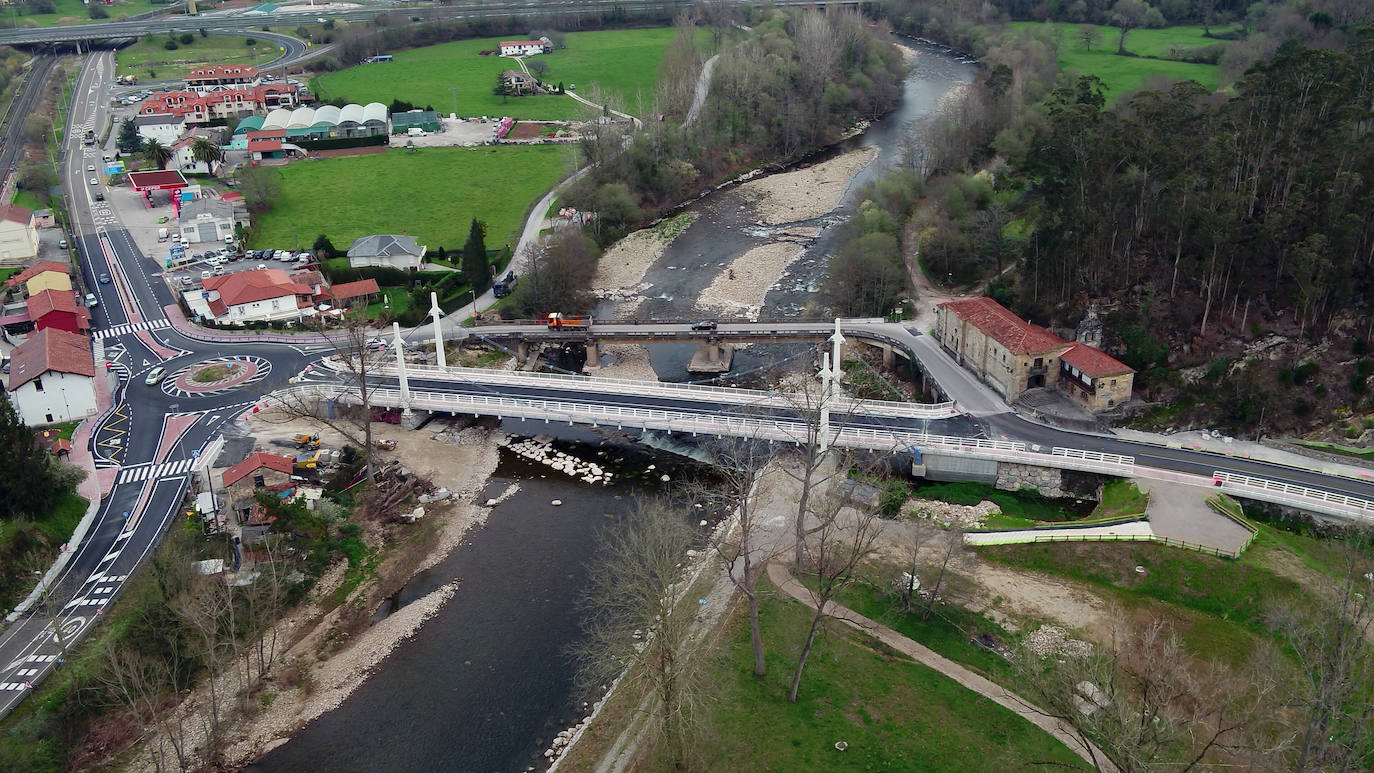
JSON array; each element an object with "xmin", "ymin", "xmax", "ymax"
[{"xmin": 538, "ymin": 312, "xmax": 592, "ymax": 330}]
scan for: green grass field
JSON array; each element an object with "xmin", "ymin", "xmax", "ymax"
[
  {"xmin": 10, "ymin": 190, "xmax": 45, "ymax": 211},
  {"xmin": 1009, "ymin": 22, "xmax": 1232, "ymax": 100},
  {"xmin": 116, "ymin": 34, "xmax": 285, "ymax": 80},
  {"xmin": 311, "ymin": 28, "xmax": 685, "ymax": 120},
  {"xmin": 9, "ymin": 0, "xmax": 163, "ymax": 27},
  {"xmin": 684, "ymin": 576, "xmax": 1085, "ymax": 771},
  {"xmin": 249, "ymin": 145, "xmax": 575, "ymax": 255}
]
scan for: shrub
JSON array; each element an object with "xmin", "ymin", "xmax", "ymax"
[
  {"xmin": 163, "ymin": 40, "xmax": 178, "ymax": 50},
  {"xmin": 178, "ymin": 32, "xmax": 193, "ymax": 45},
  {"xmin": 245, "ymin": 37, "xmax": 257, "ymax": 46}
]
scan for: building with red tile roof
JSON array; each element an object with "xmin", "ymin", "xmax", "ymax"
[
  {"xmin": 25, "ymin": 288, "xmax": 89, "ymax": 334},
  {"xmin": 935, "ymin": 297, "xmax": 1134, "ymax": 410},
  {"xmin": 222, "ymin": 451, "xmax": 296, "ymax": 488},
  {"xmin": 139, "ymin": 83, "xmax": 298, "ymax": 125},
  {"xmin": 3, "ymin": 328, "xmax": 96, "ymax": 426},
  {"xmin": 326, "ymin": 279, "xmax": 380, "ymax": 304},
  {"xmin": 5, "ymin": 260, "xmax": 70, "ymax": 295},
  {"xmin": 186, "ymin": 64, "xmax": 260, "ymax": 93},
  {"xmin": 198, "ymin": 269, "xmax": 314, "ymax": 324}
]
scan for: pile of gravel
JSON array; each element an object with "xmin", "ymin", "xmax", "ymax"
[{"xmin": 1022, "ymin": 624, "xmax": 1094, "ymax": 659}]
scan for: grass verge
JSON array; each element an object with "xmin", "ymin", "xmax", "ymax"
[
  {"xmin": 248, "ymin": 144, "xmax": 575, "ymax": 254},
  {"xmin": 681, "ymin": 575, "xmax": 1086, "ymax": 770},
  {"xmin": 911, "ymin": 480, "xmax": 1090, "ymax": 521}
]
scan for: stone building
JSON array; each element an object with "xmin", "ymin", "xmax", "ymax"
[{"xmin": 934, "ymin": 297, "xmax": 1134, "ymax": 411}]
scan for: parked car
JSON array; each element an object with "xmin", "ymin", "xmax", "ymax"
[
  {"xmin": 98, "ymin": 273, "xmax": 110, "ymax": 284},
  {"xmin": 256, "ymin": 264, "xmax": 267, "ymax": 270},
  {"xmin": 180, "ymin": 276, "xmax": 193, "ymax": 287},
  {"xmin": 58, "ymin": 239, "xmax": 67, "ymax": 249},
  {"xmin": 274, "ymin": 250, "xmax": 290, "ymax": 261},
  {"xmin": 201, "ymin": 270, "xmax": 212, "ymax": 279},
  {"xmin": 144, "ymin": 367, "xmax": 166, "ymax": 386}
]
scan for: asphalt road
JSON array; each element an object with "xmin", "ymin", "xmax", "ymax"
[{"xmin": 0, "ymin": 51, "xmax": 316, "ymax": 719}]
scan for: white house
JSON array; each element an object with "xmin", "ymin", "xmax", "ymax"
[
  {"xmin": 190, "ymin": 268, "xmax": 312, "ymax": 325},
  {"xmin": 347, "ymin": 234, "xmax": 426, "ymax": 271},
  {"xmin": 178, "ymin": 198, "xmax": 246, "ymax": 244},
  {"xmin": 4, "ymin": 328, "xmax": 97, "ymax": 427},
  {"xmin": 134, "ymin": 113, "xmax": 186, "ymax": 146},
  {"xmin": 498, "ymin": 37, "xmax": 552, "ymax": 57},
  {"xmin": 170, "ymin": 130, "xmax": 223, "ymax": 176},
  {"xmin": 0, "ymin": 203, "xmax": 38, "ymax": 263}
]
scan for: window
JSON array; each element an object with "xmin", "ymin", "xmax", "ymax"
[
  {"xmin": 1034, "ymin": 357, "xmax": 1043, "ymax": 367},
  {"xmin": 1110, "ymin": 379, "xmax": 1117, "ymax": 386},
  {"xmin": 253, "ymin": 474, "xmax": 265, "ymax": 488},
  {"xmin": 45, "ymin": 413, "xmax": 54, "ymax": 423},
  {"xmin": 33, "ymin": 377, "xmax": 43, "ymax": 392}
]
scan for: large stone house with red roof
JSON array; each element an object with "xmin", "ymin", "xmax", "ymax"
[
  {"xmin": 195, "ymin": 268, "xmax": 314, "ymax": 325},
  {"xmin": 935, "ymin": 297, "xmax": 1133, "ymax": 411},
  {"xmin": 3, "ymin": 328, "xmax": 96, "ymax": 426}
]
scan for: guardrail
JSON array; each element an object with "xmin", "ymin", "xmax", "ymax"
[
  {"xmin": 968, "ymin": 531, "xmax": 1247, "ymax": 559},
  {"xmin": 354, "ymin": 360, "xmax": 961, "ymax": 420},
  {"xmin": 1213, "ymin": 471, "xmax": 1374, "ymax": 522}
]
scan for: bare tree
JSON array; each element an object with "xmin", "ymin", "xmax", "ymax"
[
  {"xmin": 920, "ymin": 524, "xmax": 967, "ymax": 621},
  {"xmin": 788, "ymin": 463, "xmax": 882, "ymax": 702},
  {"xmin": 575, "ymin": 499, "xmax": 702, "ymax": 769},
  {"xmin": 1013, "ymin": 615, "xmax": 1283, "ymax": 772},
  {"xmin": 778, "ymin": 363, "xmax": 861, "ymax": 570},
  {"xmin": 100, "ymin": 645, "xmax": 190, "ymax": 773},
  {"xmin": 896, "ymin": 509, "xmax": 937, "ymax": 612},
  {"xmin": 688, "ymin": 435, "xmax": 775, "ymax": 677},
  {"xmin": 265, "ymin": 303, "xmax": 379, "ymax": 483},
  {"xmin": 1272, "ymin": 529, "xmax": 1374, "ymax": 771}
]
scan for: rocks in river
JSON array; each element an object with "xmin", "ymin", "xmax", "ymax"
[{"xmin": 502, "ymin": 436, "xmax": 615, "ymax": 486}]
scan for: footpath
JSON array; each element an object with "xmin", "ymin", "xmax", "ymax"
[{"xmin": 766, "ymin": 562, "xmax": 1115, "ymax": 772}]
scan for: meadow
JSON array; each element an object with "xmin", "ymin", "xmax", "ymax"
[
  {"xmin": 1008, "ymin": 22, "xmax": 1234, "ymax": 100},
  {"xmin": 311, "ymin": 28, "xmax": 683, "ymax": 121},
  {"xmin": 10, "ymin": 0, "xmax": 163, "ymax": 27},
  {"xmin": 248, "ymin": 145, "xmax": 576, "ymax": 254},
  {"xmin": 115, "ymin": 33, "xmax": 285, "ymax": 80}
]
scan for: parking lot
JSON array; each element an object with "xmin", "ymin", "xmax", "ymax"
[{"xmin": 164, "ymin": 247, "xmax": 316, "ymax": 293}]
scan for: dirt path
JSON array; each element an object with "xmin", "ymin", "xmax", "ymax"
[{"xmin": 767, "ymin": 562, "xmax": 1114, "ymax": 771}]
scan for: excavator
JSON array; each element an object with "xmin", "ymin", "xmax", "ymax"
[{"xmin": 291, "ymin": 433, "xmax": 321, "ymax": 449}]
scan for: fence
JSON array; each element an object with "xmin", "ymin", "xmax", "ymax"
[
  {"xmin": 968, "ymin": 530, "xmax": 1248, "ymax": 559},
  {"xmin": 1213, "ymin": 470, "xmax": 1374, "ymax": 523}
]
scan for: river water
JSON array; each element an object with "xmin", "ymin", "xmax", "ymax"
[{"xmin": 251, "ymin": 41, "xmax": 974, "ymax": 773}]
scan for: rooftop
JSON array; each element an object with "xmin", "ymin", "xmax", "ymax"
[
  {"xmin": 6, "ymin": 327, "xmax": 94, "ymax": 390},
  {"xmin": 347, "ymin": 234, "xmax": 426, "ymax": 258},
  {"xmin": 0, "ymin": 202, "xmax": 32, "ymax": 225},
  {"xmin": 222, "ymin": 452, "xmax": 295, "ymax": 487},
  {"xmin": 5, "ymin": 260, "xmax": 68, "ymax": 288},
  {"xmin": 327, "ymin": 279, "xmax": 380, "ymax": 302},
  {"xmin": 202, "ymin": 268, "xmax": 311, "ymax": 308},
  {"xmin": 25, "ymin": 288, "xmax": 85, "ymax": 320},
  {"xmin": 939, "ymin": 297, "xmax": 1067, "ymax": 355},
  {"xmin": 1061, "ymin": 342, "xmax": 1134, "ymax": 378}
]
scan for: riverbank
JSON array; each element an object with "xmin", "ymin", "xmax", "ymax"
[
  {"xmin": 592, "ymin": 212, "xmax": 698, "ymax": 317},
  {"xmin": 735, "ymin": 145, "xmax": 878, "ymax": 226}
]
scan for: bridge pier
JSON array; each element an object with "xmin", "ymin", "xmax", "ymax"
[
  {"xmin": 881, "ymin": 343, "xmax": 895, "ymax": 370},
  {"xmin": 517, "ymin": 341, "xmax": 530, "ymax": 362},
  {"xmin": 584, "ymin": 340, "xmax": 600, "ymax": 370},
  {"xmin": 687, "ymin": 342, "xmax": 733, "ymax": 373}
]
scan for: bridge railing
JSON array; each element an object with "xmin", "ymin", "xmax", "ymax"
[
  {"xmin": 1213, "ymin": 471, "xmax": 1374, "ymax": 522},
  {"xmin": 347, "ymin": 359, "xmax": 962, "ymax": 420}
]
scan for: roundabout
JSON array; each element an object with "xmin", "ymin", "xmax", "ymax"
[{"xmin": 162, "ymin": 355, "xmax": 272, "ymax": 397}]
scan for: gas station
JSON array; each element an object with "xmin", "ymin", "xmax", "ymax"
[{"xmin": 126, "ymin": 170, "xmax": 193, "ymax": 212}]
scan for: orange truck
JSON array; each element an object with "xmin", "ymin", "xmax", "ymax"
[{"xmin": 538, "ymin": 312, "xmax": 592, "ymax": 330}]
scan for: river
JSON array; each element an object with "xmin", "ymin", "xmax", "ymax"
[{"xmin": 249, "ymin": 40, "xmax": 975, "ymax": 773}]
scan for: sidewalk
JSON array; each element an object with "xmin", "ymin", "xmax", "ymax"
[
  {"xmin": 1116, "ymin": 427, "xmax": 1374, "ymax": 481},
  {"xmin": 766, "ymin": 562, "xmax": 1114, "ymax": 771}
]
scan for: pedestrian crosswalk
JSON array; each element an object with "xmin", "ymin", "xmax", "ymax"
[
  {"xmin": 116, "ymin": 457, "xmax": 197, "ymax": 484},
  {"xmin": 95, "ymin": 320, "xmax": 172, "ymax": 340}
]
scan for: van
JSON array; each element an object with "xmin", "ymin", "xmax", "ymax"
[
  {"xmin": 407, "ymin": 127, "xmax": 425, "ymax": 137},
  {"xmin": 157, "ymin": 228, "xmax": 169, "ymax": 242}
]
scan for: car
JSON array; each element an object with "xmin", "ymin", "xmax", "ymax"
[
  {"xmin": 144, "ymin": 367, "xmax": 166, "ymax": 386},
  {"xmin": 274, "ymin": 250, "xmax": 290, "ymax": 261},
  {"xmin": 58, "ymin": 239, "xmax": 67, "ymax": 249},
  {"xmin": 86, "ymin": 165, "xmax": 95, "ymax": 172},
  {"xmin": 207, "ymin": 256, "xmax": 225, "ymax": 267},
  {"xmin": 201, "ymin": 270, "xmax": 212, "ymax": 279},
  {"xmin": 691, "ymin": 320, "xmax": 718, "ymax": 331},
  {"xmin": 89, "ymin": 178, "xmax": 98, "ymax": 185},
  {"xmin": 98, "ymin": 273, "xmax": 110, "ymax": 284},
  {"xmin": 366, "ymin": 337, "xmax": 388, "ymax": 349},
  {"xmin": 180, "ymin": 276, "xmax": 193, "ymax": 287},
  {"xmin": 256, "ymin": 264, "xmax": 267, "ymax": 270},
  {"xmin": 225, "ymin": 235, "xmax": 235, "ymax": 245},
  {"xmin": 84, "ymin": 293, "xmax": 98, "ymax": 307},
  {"xmin": 94, "ymin": 192, "xmax": 104, "ymax": 201}
]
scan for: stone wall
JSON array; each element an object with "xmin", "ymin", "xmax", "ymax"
[{"xmin": 995, "ymin": 462, "xmax": 1066, "ymax": 498}]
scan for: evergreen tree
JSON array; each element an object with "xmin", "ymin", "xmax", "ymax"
[
  {"xmin": 116, "ymin": 117, "xmax": 140, "ymax": 155},
  {"xmin": 0, "ymin": 391, "xmax": 61, "ymax": 521},
  {"xmin": 461, "ymin": 218, "xmax": 489, "ymax": 291}
]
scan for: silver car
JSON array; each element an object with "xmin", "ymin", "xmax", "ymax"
[{"xmin": 144, "ymin": 366, "xmax": 167, "ymax": 386}]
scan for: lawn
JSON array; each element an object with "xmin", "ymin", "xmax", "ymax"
[
  {"xmin": 311, "ymin": 28, "xmax": 686, "ymax": 120},
  {"xmin": 249, "ymin": 144, "xmax": 575, "ymax": 255},
  {"xmin": 1009, "ymin": 22, "xmax": 1231, "ymax": 100},
  {"xmin": 11, "ymin": 190, "xmax": 45, "ymax": 211},
  {"xmin": 977, "ymin": 540, "xmax": 1305, "ymax": 637},
  {"xmin": 115, "ymin": 33, "xmax": 286, "ymax": 80},
  {"xmin": 683, "ymin": 576, "xmax": 1086, "ymax": 771},
  {"xmin": 1089, "ymin": 479, "xmax": 1148, "ymax": 519},
  {"xmin": 911, "ymin": 480, "xmax": 1091, "ymax": 521},
  {"xmin": 0, "ymin": 491, "xmax": 89, "ymax": 612},
  {"xmin": 9, "ymin": 0, "xmax": 164, "ymax": 27}
]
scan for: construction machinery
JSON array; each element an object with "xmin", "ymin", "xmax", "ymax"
[
  {"xmin": 291, "ymin": 433, "xmax": 321, "ymax": 449},
  {"xmin": 537, "ymin": 312, "xmax": 592, "ymax": 330},
  {"xmin": 295, "ymin": 450, "xmax": 322, "ymax": 469}
]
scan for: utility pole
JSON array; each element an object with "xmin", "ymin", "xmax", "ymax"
[{"xmin": 450, "ymin": 85, "xmax": 458, "ymax": 118}]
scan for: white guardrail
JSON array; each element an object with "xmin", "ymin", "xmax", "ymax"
[
  {"xmin": 1214, "ymin": 471, "xmax": 1374, "ymax": 522},
  {"xmin": 335, "ymin": 359, "xmax": 962, "ymax": 420},
  {"xmin": 284, "ymin": 384, "xmax": 1134, "ymax": 477}
]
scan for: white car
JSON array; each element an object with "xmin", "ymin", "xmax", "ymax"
[
  {"xmin": 84, "ymin": 293, "xmax": 98, "ymax": 307},
  {"xmin": 200, "ymin": 270, "xmax": 212, "ymax": 279},
  {"xmin": 144, "ymin": 366, "xmax": 166, "ymax": 386},
  {"xmin": 86, "ymin": 165, "xmax": 95, "ymax": 172},
  {"xmin": 274, "ymin": 250, "xmax": 290, "ymax": 261},
  {"xmin": 89, "ymin": 178, "xmax": 98, "ymax": 185},
  {"xmin": 256, "ymin": 263, "xmax": 267, "ymax": 270}
]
